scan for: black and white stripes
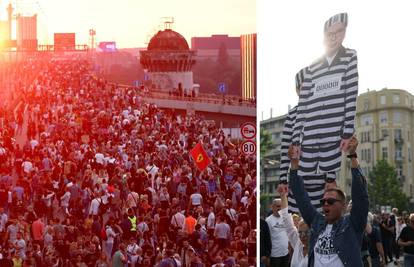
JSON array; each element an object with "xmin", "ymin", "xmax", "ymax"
[
  {"xmin": 279, "ymin": 105, "xmax": 335, "ymax": 213},
  {"xmin": 324, "ymin": 13, "xmax": 348, "ymax": 32},
  {"xmin": 292, "ymin": 46, "xmax": 358, "ymax": 175}
]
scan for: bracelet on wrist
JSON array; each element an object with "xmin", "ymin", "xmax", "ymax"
[{"xmin": 347, "ymin": 153, "xmax": 357, "ymax": 159}]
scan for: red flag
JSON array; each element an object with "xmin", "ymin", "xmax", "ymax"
[{"xmin": 190, "ymin": 143, "xmax": 211, "ymax": 171}]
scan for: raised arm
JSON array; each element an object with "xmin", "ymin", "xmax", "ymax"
[
  {"xmin": 279, "ymin": 189, "xmax": 300, "ymax": 248},
  {"xmin": 348, "ymin": 136, "xmax": 369, "ymax": 233},
  {"xmin": 288, "ymin": 146, "xmax": 320, "ymax": 226}
]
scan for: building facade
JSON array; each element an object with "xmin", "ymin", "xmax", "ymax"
[
  {"xmin": 241, "ymin": 34, "xmax": 256, "ymax": 100},
  {"xmin": 260, "ymin": 114, "xmax": 287, "ymax": 197},
  {"xmin": 17, "ymin": 15, "xmax": 37, "ymax": 51},
  {"xmin": 339, "ymin": 88, "xmax": 414, "ymax": 204},
  {"xmin": 191, "ymin": 34, "xmax": 240, "ymax": 60}
]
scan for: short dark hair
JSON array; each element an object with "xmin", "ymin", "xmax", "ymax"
[{"xmin": 325, "ymin": 188, "xmax": 346, "ymax": 203}]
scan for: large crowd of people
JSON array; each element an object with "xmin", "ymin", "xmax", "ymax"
[{"xmin": 0, "ymin": 58, "xmax": 257, "ymax": 267}]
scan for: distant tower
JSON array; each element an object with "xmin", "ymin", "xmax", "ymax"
[
  {"xmin": 7, "ymin": 3, "xmax": 13, "ymax": 41},
  {"xmin": 140, "ymin": 21, "xmax": 196, "ymax": 92},
  {"xmin": 89, "ymin": 29, "xmax": 96, "ymax": 50}
]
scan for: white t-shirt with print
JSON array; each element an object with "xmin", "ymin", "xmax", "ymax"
[
  {"xmin": 265, "ymin": 214, "xmax": 289, "ymax": 258},
  {"xmin": 314, "ymin": 224, "xmax": 344, "ymax": 267}
]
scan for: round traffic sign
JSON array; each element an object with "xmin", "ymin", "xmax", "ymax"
[
  {"xmin": 240, "ymin": 140, "xmax": 256, "ymax": 156},
  {"xmin": 240, "ymin": 122, "xmax": 256, "ymax": 139}
]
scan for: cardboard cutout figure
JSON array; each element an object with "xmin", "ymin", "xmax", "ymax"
[
  {"xmin": 278, "ymin": 68, "xmax": 336, "ymax": 213},
  {"xmin": 292, "ymin": 13, "xmax": 358, "ymax": 177}
]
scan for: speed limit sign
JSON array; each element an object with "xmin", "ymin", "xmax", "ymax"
[{"xmin": 241, "ymin": 140, "xmax": 256, "ymax": 156}]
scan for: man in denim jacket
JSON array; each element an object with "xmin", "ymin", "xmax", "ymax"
[{"xmin": 288, "ymin": 136, "xmax": 368, "ymax": 267}]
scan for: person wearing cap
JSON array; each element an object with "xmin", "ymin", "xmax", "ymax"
[
  {"xmin": 292, "ymin": 12, "xmax": 359, "ymax": 179},
  {"xmin": 278, "ymin": 67, "xmax": 336, "ymax": 214}
]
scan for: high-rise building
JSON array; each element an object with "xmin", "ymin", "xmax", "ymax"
[
  {"xmin": 338, "ymin": 88, "xmax": 414, "ymax": 206},
  {"xmin": 241, "ymin": 34, "xmax": 256, "ymax": 100},
  {"xmin": 191, "ymin": 34, "xmax": 240, "ymax": 59},
  {"xmin": 16, "ymin": 14, "xmax": 37, "ymax": 51},
  {"xmin": 260, "ymin": 113, "xmax": 287, "ymax": 196}
]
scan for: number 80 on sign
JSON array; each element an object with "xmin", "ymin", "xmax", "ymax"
[{"xmin": 241, "ymin": 140, "xmax": 256, "ymax": 156}]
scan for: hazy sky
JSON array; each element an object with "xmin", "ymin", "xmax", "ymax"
[
  {"xmin": 258, "ymin": 0, "xmax": 414, "ymax": 120},
  {"xmin": 0, "ymin": 0, "xmax": 256, "ymax": 48}
]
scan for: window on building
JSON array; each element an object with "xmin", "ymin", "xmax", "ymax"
[
  {"xmin": 395, "ymin": 129, "xmax": 402, "ymax": 140},
  {"xmin": 382, "ymin": 147, "xmax": 388, "ymax": 160},
  {"xmin": 396, "ymin": 165, "xmax": 403, "ymax": 177},
  {"xmin": 361, "ymin": 131, "xmax": 371, "ymax": 143},
  {"xmin": 367, "ymin": 148, "xmax": 371, "ymax": 162},
  {"xmin": 395, "ymin": 147, "xmax": 403, "ymax": 160},
  {"xmin": 393, "ymin": 94, "xmax": 400, "ymax": 104},
  {"xmin": 409, "ymin": 148, "xmax": 412, "ymax": 162},
  {"xmin": 271, "ymin": 133, "xmax": 280, "ymax": 142},
  {"xmin": 361, "ymin": 148, "xmax": 371, "ymax": 162},
  {"xmin": 363, "ymin": 99, "xmax": 369, "ymax": 111},
  {"xmin": 361, "ymin": 114, "xmax": 373, "ymax": 126},
  {"xmin": 393, "ymin": 112, "xmax": 402, "ymax": 123},
  {"xmin": 381, "ymin": 129, "xmax": 388, "ymax": 138},
  {"xmin": 380, "ymin": 95, "xmax": 386, "ymax": 105},
  {"xmin": 406, "ymin": 96, "xmax": 410, "ymax": 106},
  {"xmin": 380, "ymin": 112, "xmax": 387, "ymax": 124}
]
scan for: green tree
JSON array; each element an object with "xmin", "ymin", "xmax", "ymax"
[
  {"xmin": 260, "ymin": 129, "xmax": 273, "ymax": 157},
  {"xmin": 368, "ymin": 160, "xmax": 409, "ymax": 211}
]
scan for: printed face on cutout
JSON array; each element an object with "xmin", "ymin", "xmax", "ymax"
[{"xmin": 324, "ymin": 23, "xmax": 346, "ymax": 56}]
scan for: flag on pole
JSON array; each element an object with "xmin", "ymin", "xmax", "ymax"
[{"xmin": 190, "ymin": 142, "xmax": 211, "ymax": 171}]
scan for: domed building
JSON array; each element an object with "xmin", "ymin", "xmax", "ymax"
[{"xmin": 140, "ymin": 29, "xmax": 196, "ymax": 93}]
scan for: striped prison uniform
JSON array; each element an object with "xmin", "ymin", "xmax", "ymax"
[
  {"xmin": 292, "ymin": 46, "xmax": 358, "ymax": 177},
  {"xmin": 280, "ymin": 105, "xmax": 335, "ymax": 213}
]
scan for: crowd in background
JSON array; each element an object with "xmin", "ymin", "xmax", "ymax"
[{"xmin": 0, "ymin": 58, "xmax": 257, "ymax": 267}]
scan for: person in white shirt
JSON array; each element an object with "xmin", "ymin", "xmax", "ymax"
[
  {"xmin": 207, "ymin": 206, "xmax": 216, "ymax": 237},
  {"xmin": 171, "ymin": 208, "xmax": 185, "ymax": 230},
  {"xmin": 126, "ymin": 237, "xmax": 142, "ymax": 266},
  {"xmin": 266, "ymin": 198, "xmax": 289, "ymax": 267},
  {"xmin": 21, "ymin": 159, "xmax": 34, "ymax": 174},
  {"xmin": 14, "ymin": 231, "xmax": 26, "ymax": 260},
  {"xmin": 240, "ymin": 191, "xmax": 250, "ymax": 207},
  {"xmin": 89, "ymin": 194, "xmax": 101, "ymax": 216},
  {"xmin": 279, "ymin": 187, "xmax": 309, "ymax": 267},
  {"xmin": 95, "ymin": 153, "xmax": 105, "ymax": 165},
  {"xmin": 190, "ymin": 192, "xmax": 203, "ymax": 207},
  {"xmin": 0, "ymin": 207, "xmax": 8, "ymax": 233},
  {"xmin": 60, "ymin": 189, "xmax": 71, "ymax": 216},
  {"xmin": 104, "ymin": 220, "xmax": 117, "ymax": 260}
]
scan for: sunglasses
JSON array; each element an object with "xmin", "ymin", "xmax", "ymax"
[
  {"xmin": 320, "ymin": 198, "xmax": 341, "ymax": 206},
  {"xmin": 298, "ymin": 230, "xmax": 310, "ymax": 237}
]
